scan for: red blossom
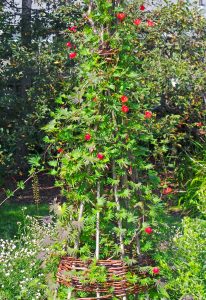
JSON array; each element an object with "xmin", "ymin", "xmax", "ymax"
[
  {"xmin": 122, "ymin": 105, "xmax": 129, "ymax": 113},
  {"xmin": 152, "ymin": 267, "xmax": 160, "ymax": 274},
  {"xmin": 69, "ymin": 52, "xmax": 77, "ymax": 59},
  {"xmin": 134, "ymin": 19, "xmax": 142, "ymax": 26},
  {"xmin": 144, "ymin": 111, "xmax": 152, "ymax": 119},
  {"xmin": 68, "ymin": 26, "xmax": 77, "ymax": 32},
  {"xmin": 121, "ymin": 95, "xmax": 128, "ymax": 103},
  {"xmin": 147, "ymin": 20, "xmax": 155, "ymax": 27},
  {"xmin": 128, "ymin": 166, "xmax": 133, "ymax": 175},
  {"xmin": 145, "ymin": 227, "xmax": 153, "ymax": 234},
  {"xmin": 57, "ymin": 148, "xmax": 64, "ymax": 153},
  {"xmin": 162, "ymin": 187, "xmax": 173, "ymax": 195},
  {"xmin": 196, "ymin": 122, "xmax": 203, "ymax": 127},
  {"xmin": 97, "ymin": 153, "xmax": 104, "ymax": 160},
  {"xmin": 85, "ymin": 134, "xmax": 91, "ymax": 141},
  {"xmin": 66, "ymin": 41, "xmax": 72, "ymax": 48},
  {"xmin": 140, "ymin": 5, "xmax": 145, "ymax": 11},
  {"xmin": 116, "ymin": 12, "xmax": 126, "ymax": 21}
]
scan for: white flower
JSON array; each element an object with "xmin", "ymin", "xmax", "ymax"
[{"xmin": 171, "ymin": 78, "xmax": 179, "ymax": 87}]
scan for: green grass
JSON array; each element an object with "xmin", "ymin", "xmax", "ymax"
[{"xmin": 0, "ymin": 202, "xmax": 49, "ymax": 239}]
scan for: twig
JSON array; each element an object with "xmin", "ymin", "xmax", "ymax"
[
  {"xmin": 0, "ymin": 139, "xmax": 55, "ymax": 207},
  {"xmin": 83, "ymin": 0, "xmax": 99, "ymax": 35},
  {"xmin": 0, "ymin": 171, "xmax": 41, "ymax": 207}
]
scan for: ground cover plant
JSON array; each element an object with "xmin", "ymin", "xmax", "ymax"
[
  {"xmin": 0, "ymin": 214, "xmax": 72, "ymax": 300},
  {"xmin": 0, "ymin": 0, "xmax": 206, "ymax": 299}
]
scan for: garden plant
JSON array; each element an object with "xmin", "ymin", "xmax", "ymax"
[{"xmin": 41, "ymin": 0, "xmax": 206, "ymax": 299}]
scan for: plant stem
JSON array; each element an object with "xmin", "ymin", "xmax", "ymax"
[{"xmin": 0, "ymin": 171, "xmax": 41, "ymax": 207}]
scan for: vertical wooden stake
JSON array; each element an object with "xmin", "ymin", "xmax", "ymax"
[
  {"xmin": 136, "ymin": 233, "xmax": 141, "ymax": 256},
  {"xmin": 67, "ymin": 289, "xmax": 72, "ymax": 300},
  {"xmin": 54, "ymin": 287, "xmax": 58, "ymax": 300},
  {"xmin": 112, "ymin": 162, "xmax": 125, "ymax": 259},
  {"xmin": 96, "ymin": 182, "xmax": 100, "ymax": 260},
  {"xmin": 96, "ymin": 182, "xmax": 101, "ymax": 299},
  {"xmin": 113, "ymin": 162, "xmax": 127, "ymax": 300},
  {"xmin": 74, "ymin": 202, "xmax": 84, "ymax": 252}
]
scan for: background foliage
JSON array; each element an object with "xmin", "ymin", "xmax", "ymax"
[{"xmin": 0, "ymin": 0, "xmax": 82, "ymax": 178}]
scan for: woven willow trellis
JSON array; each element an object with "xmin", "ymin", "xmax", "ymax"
[
  {"xmin": 55, "ymin": 2, "xmax": 155, "ymax": 299},
  {"xmin": 57, "ymin": 257, "xmax": 148, "ymax": 299}
]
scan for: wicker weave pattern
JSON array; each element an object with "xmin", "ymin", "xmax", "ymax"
[{"xmin": 57, "ymin": 257, "xmax": 146, "ymax": 298}]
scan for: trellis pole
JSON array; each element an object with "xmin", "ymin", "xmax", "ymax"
[{"xmin": 96, "ymin": 181, "xmax": 101, "ymax": 299}]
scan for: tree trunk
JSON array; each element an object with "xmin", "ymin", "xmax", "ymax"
[
  {"xmin": 21, "ymin": 0, "xmax": 32, "ymax": 47},
  {"xmin": 21, "ymin": 0, "xmax": 32, "ymax": 97}
]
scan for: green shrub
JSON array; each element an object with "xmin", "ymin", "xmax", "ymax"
[
  {"xmin": 156, "ymin": 217, "xmax": 206, "ymax": 300},
  {"xmin": 179, "ymin": 149, "xmax": 206, "ymax": 217}
]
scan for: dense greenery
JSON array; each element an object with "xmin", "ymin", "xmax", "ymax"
[
  {"xmin": 0, "ymin": 0, "xmax": 82, "ymax": 177},
  {"xmin": 160, "ymin": 217, "xmax": 206, "ymax": 299},
  {"xmin": 0, "ymin": 0, "xmax": 206, "ymax": 299}
]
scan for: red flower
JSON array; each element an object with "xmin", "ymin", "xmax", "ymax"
[
  {"xmin": 97, "ymin": 153, "xmax": 104, "ymax": 160},
  {"xmin": 134, "ymin": 19, "xmax": 142, "ymax": 26},
  {"xmin": 116, "ymin": 12, "xmax": 126, "ymax": 21},
  {"xmin": 93, "ymin": 97, "xmax": 97, "ymax": 102},
  {"xmin": 196, "ymin": 122, "xmax": 203, "ymax": 127},
  {"xmin": 68, "ymin": 26, "xmax": 77, "ymax": 32},
  {"xmin": 66, "ymin": 41, "xmax": 72, "ymax": 48},
  {"xmin": 152, "ymin": 267, "xmax": 160, "ymax": 274},
  {"xmin": 145, "ymin": 227, "xmax": 153, "ymax": 234},
  {"xmin": 139, "ymin": 5, "xmax": 145, "ymax": 11},
  {"xmin": 69, "ymin": 52, "xmax": 77, "ymax": 59},
  {"xmin": 144, "ymin": 111, "xmax": 152, "ymax": 119},
  {"xmin": 128, "ymin": 166, "xmax": 133, "ymax": 175},
  {"xmin": 122, "ymin": 105, "xmax": 129, "ymax": 113},
  {"xmin": 121, "ymin": 95, "xmax": 128, "ymax": 103},
  {"xmin": 57, "ymin": 148, "xmax": 64, "ymax": 153},
  {"xmin": 85, "ymin": 133, "xmax": 91, "ymax": 141},
  {"xmin": 162, "ymin": 187, "xmax": 173, "ymax": 195},
  {"xmin": 147, "ymin": 20, "xmax": 155, "ymax": 27}
]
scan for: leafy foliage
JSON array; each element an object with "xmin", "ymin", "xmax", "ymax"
[
  {"xmin": 155, "ymin": 217, "xmax": 206, "ymax": 299},
  {"xmin": 179, "ymin": 148, "xmax": 206, "ymax": 217}
]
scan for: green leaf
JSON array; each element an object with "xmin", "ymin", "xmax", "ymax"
[
  {"xmin": 48, "ymin": 160, "xmax": 58, "ymax": 167},
  {"xmin": 17, "ymin": 181, "xmax": 25, "ymax": 190}
]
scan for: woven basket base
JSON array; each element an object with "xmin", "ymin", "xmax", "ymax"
[{"xmin": 57, "ymin": 257, "xmax": 147, "ymax": 298}]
